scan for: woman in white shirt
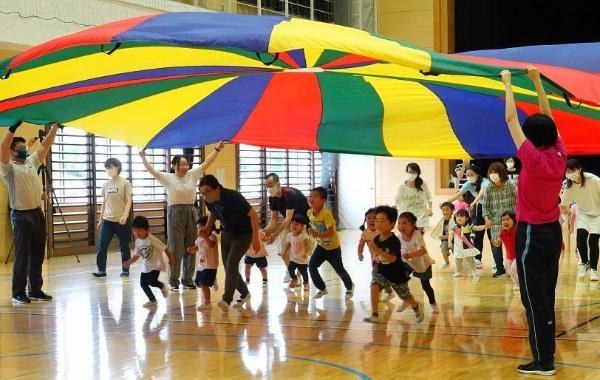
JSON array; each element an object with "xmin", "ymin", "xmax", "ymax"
[
  {"xmin": 140, "ymin": 142, "xmax": 224, "ymax": 290},
  {"xmin": 561, "ymin": 158, "xmax": 600, "ymax": 281},
  {"xmin": 93, "ymin": 158, "xmax": 133, "ymax": 278},
  {"xmin": 395, "ymin": 163, "xmax": 432, "ymax": 234}
]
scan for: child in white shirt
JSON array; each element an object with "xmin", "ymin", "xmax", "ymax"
[
  {"xmin": 284, "ymin": 214, "xmax": 312, "ymax": 291},
  {"xmin": 187, "ymin": 216, "xmax": 219, "ymax": 310}
]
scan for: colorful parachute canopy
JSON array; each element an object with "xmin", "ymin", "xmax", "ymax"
[{"xmin": 0, "ymin": 12, "xmax": 599, "ymax": 158}]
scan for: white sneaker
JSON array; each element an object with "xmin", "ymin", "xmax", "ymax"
[
  {"xmin": 283, "ymin": 273, "xmax": 291, "ymax": 283},
  {"xmin": 414, "ymin": 301, "xmax": 424, "ymax": 323},
  {"xmin": 233, "ymin": 293, "xmax": 251, "ymax": 308},
  {"xmin": 491, "ymin": 263, "xmax": 497, "ymax": 272},
  {"xmin": 161, "ymin": 286, "xmax": 169, "ymax": 298},
  {"xmin": 590, "ymin": 269, "xmax": 599, "ymax": 281},
  {"xmin": 314, "ymin": 289, "xmax": 328, "ymax": 299},
  {"xmin": 453, "ymin": 272, "xmax": 462, "ymax": 278},
  {"xmin": 345, "ymin": 283, "xmax": 355, "ymax": 300},
  {"xmin": 217, "ymin": 300, "xmax": 229, "ymax": 313},
  {"xmin": 579, "ymin": 263, "xmax": 590, "ymax": 278}
]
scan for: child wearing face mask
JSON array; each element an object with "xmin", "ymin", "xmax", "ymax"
[
  {"xmin": 395, "ymin": 163, "xmax": 433, "ymax": 235},
  {"xmin": 93, "ymin": 158, "xmax": 133, "ymax": 278}
]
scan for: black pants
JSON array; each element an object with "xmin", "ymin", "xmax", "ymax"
[
  {"xmin": 140, "ymin": 270, "xmax": 164, "ymax": 302},
  {"xmin": 576, "ymin": 228, "xmax": 600, "ymax": 270},
  {"xmin": 472, "ymin": 203, "xmax": 485, "ymax": 261},
  {"xmin": 516, "ymin": 221, "xmax": 562, "ymax": 365},
  {"xmin": 420, "ymin": 278, "xmax": 436, "ymax": 305},
  {"xmin": 11, "ymin": 208, "xmax": 46, "ymax": 297},
  {"xmin": 309, "ymin": 246, "xmax": 353, "ymax": 291},
  {"xmin": 288, "ymin": 262, "xmax": 309, "ymax": 284}
]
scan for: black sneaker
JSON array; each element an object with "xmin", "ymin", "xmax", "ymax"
[
  {"xmin": 517, "ymin": 361, "xmax": 555, "ymax": 376},
  {"xmin": 92, "ymin": 272, "xmax": 107, "ymax": 278},
  {"xmin": 28, "ymin": 291, "xmax": 53, "ymax": 301},
  {"xmin": 493, "ymin": 270, "xmax": 507, "ymax": 278},
  {"xmin": 169, "ymin": 284, "xmax": 180, "ymax": 291},
  {"xmin": 120, "ymin": 271, "xmax": 129, "ymax": 278},
  {"xmin": 181, "ymin": 282, "xmax": 196, "ymax": 290},
  {"xmin": 12, "ymin": 294, "xmax": 31, "ymax": 304}
]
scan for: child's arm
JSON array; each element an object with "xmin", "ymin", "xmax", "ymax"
[
  {"xmin": 366, "ymin": 241, "xmax": 397, "ymax": 263},
  {"xmin": 447, "ymin": 230, "xmax": 455, "ymax": 250},
  {"xmin": 204, "ymin": 234, "xmax": 217, "ymax": 248},
  {"xmin": 308, "ymin": 224, "xmax": 335, "ymax": 238},
  {"xmin": 472, "ymin": 224, "xmax": 487, "ymax": 232},
  {"xmin": 357, "ymin": 239, "xmax": 366, "ymax": 261},
  {"xmin": 403, "ymin": 246, "xmax": 427, "ymax": 259},
  {"xmin": 123, "ymin": 253, "xmax": 139, "ymax": 270},
  {"xmin": 187, "ymin": 245, "xmax": 199, "ymax": 255},
  {"xmin": 303, "ymin": 238, "xmax": 311, "ymax": 258}
]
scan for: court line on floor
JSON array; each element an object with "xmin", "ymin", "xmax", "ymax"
[{"xmin": 556, "ymin": 315, "xmax": 600, "ymax": 337}]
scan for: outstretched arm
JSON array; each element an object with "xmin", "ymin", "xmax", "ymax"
[
  {"xmin": 527, "ymin": 66, "xmax": 553, "ymax": 120},
  {"xmin": 501, "ymin": 70, "xmax": 526, "ymax": 149},
  {"xmin": 139, "ymin": 149, "xmax": 163, "ymax": 180},
  {"xmin": 37, "ymin": 123, "xmax": 61, "ymax": 163}
]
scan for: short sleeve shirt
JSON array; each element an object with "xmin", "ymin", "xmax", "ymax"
[
  {"xmin": 246, "ymin": 230, "xmax": 268, "ymax": 258},
  {"xmin": 156, "ymin": 164, "xmax": 205, "ymax": 206},
  {"xmin": 460, "ymin": 178, "xmax": 490, "ymax": 198},
  {"xmin": 307, "ymin": 207, "xmax": 340, "ymax": 250},
  {"xmin": 288, "ymin": 231, "xmax": 311, "ymax": 264},
  {"xmin": 269, "ymin": 187, "xmax": 310, "ymax": 218},
  {"xmin": 101, "ymin": 176, "xmax": 133, "ymax": 222},
  {"xmin": 400, "ymin": 230, "xmax": 429, "ymax": 273},
  {"xmin": 0, "ymin": 152, "xmax": 43, "ymax": 210},
  {"xmin": 206, "ymin": 188, "xmax": 252, "ymax": 234},
  {"xmin": 195, "ymin": 235, "xmax": 219, "ymax": 271},
  {"xmin": 374, "ymin": 234, "xmax": 410, "ymax": 284},
  {"xmin": 134, "ymin": 234, "xmax": 167, "ymax": 273},
  {"xmin": 394, "ymin": 182, "xmax": 432, "ymax": 228}
]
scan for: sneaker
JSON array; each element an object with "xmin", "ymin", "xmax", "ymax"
[
  {"xmin": 169, "ymin": 284, "xmax": 180, "ymax": 291},
  {"xmin": 397, "ymin": 301, "xmax": 409, "ymax": 312},
  {"xmin": 474, "ymin": 259, "xmax": 483, "ymax": 269},
  {"xmin": 493, "ymin": 270, "xmax": 507, "ymax": 279},
  {"xmin": 262, "ymin": 279, "xmax": 268, "ymax": 286},
  {"xmin": 28, "ymin": 291, "xmax": 53, "ymax": 301},
  {"xmin": 314, "ymin": 289, "xmax": 328, "ymax": 299},
  {"xmin": 143, "ymin": 301, "xmax": 157, "ymax": 309},
  {"xmin": 491, "ymin": 263, "xmax": 497, "ymax": 271},
  {"xmin": 161, "ymin": 286, "xmax": 169, "ymax": 298},
  {"xmin": 283, "ymin": 273, "xmax": 291, "ymax": 283},
  {"xmin": 92, "ymin": 272, "xmax": 106, "ymax": 278},
  {"xmin": 120, "ymin": 271, "xmax": 129, "ymax": 278},
  {"xmin": 288, "ymin": 279, "xmax": 298, "ymax": 288},
  {"xmin": 182, "ymin": 282, "xmax": 196, "ymax": 290},
  {"xmin": 414, "ymin": 301, "xmax": 424, "ymax": 323},
  {"xmin": 431, "ymin": 303, "xmax": 439, "ymax": 314},
  {"xmin": 196, "ymin": 303, "xmax": 212, "ymax": 311},
  {"xmin": 217, "ymin": 300, "xmax": 229, "ymax": 313},
  {"xmin": 12, "ymin": 294, "xmax": 31, "ymax": 304},
  {"xmin": 303, "ymin": 283, "xmax": 309, "ymax": 291},
  {"xmin": 233, "ymin": 293, "xmax": 251, "ymax": 307},
  {"xmin": 517, "ymin": 361, "xmax": 555, "ymax": 376},
  {"xmin": 578, "ymin": 263, "xmax": 590, "ymax": 278},
  {"xmin": 453, "ymin": 272, "xmax": 463, "ymax": 278},
  {"xmin": 590, "ymin": 269, "xmax": 599, "ymax": 281},
  {"xmin": 363, "ymin": 315, "xmax": 379, "ymax": 323},
  {"xmin": 345, "ymin": 283, "xmax": 355, "ymax": 300}
]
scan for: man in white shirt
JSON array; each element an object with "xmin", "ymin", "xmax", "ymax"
[{"xmin": 0, "ymin": 120, "xmax": 61, "ymax": 304}]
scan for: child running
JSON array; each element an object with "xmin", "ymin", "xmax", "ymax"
[
  {"xmin": 244, "ymin": 229, "xmax": 268, "ymax": 286},
  {"xmin": 448, "ymin": 209, "xmax": 486, "ymax": 278},
  {"xmin": 358, "ymin": 208, "xmax": 394, "ymax": 302},
  {"xmin": 361, "ymin": 206, "xmax": 424, "ymax": 323},
  {"xmin": 284, "ymin": 214, "xmax": 312, "ymax": 291},
  {"xmin": 187, "ymin": 216, "xmax": 219, "ymax": 310},
  {"xmin": 307, "ymin": 187, "xmax": 354, "ymax": 299},
  {"xmin": 398, "ymin": 212, "xmax": 438, "ymax": 314},
  {"xmin": 432, "ymin": 202, "xmax": 455, "ymax": 268},
  {"xmin": 124, "ymin": 216, "xmax": 173, "ymax": 308},
  {"xmin": 498, "ymin": 211, "xmax": 519, "ymax": 290}
]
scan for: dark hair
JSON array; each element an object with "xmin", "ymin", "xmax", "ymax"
[
  {"xmin": 310, "ymin": 186, "xmax": 327, "ymax": 200},
  {"xmin": 104, "ymin": 158, "xmax": 122, "ymax": 174},
  {"xmin": 406, "ymin": 162, "xmax": 424, "ymax": 191},
  {"xmin": 440, "ymin": 202, "xmax": 455, "ymax": 210},
  {"xmin": 132, "ymin": 215, "xmax": 150, "ymax": 230},
  {"xmin": 501, "ymin": 211, "xmax": 516, "ymax": 224},
  {"xmin": 375, "ymin": 205, "xmax": 398, "ymax": 223},
  {"xmin": 398, "ymin": 211, "xmax": 417, "ymax": 226},
  {"xmin": 199, "ymin": 174, "xmax": 221, "ymax": 189},
  {"xmin": 291, "ymin": 214, "xmax": 309, "ymax": 226},
  {"xmin": 466, "ymin": 164, "xmax": 483, "ymax": 192},
  {"xmin": 487, "ymin": 162, "xmax": 509, "ymax": 183},
  {"xmin": 10, "ymin": 136, "xmax": 26, "ymax": 150},
  {"xmin": 197, "ymin": 215, "xmax": 219, "ymax": 234},
  {"xmin": 565, "ymin": 158, "xmax": 585, "ymax": 189},
  {"xmin": 266, "ymin": 173, "xmax": 280, "ymax": 184},
  {"xmin": 359, "ymin": 207, "xmax": 377, "ymax": 231},
  {"xmin": 454, "ymin": 209, "xmax": 472, "ymax": 226},
  {"xmin": 522, "ymin": 113, "xmax": 558, "ymax": 149},
  {"xmin": 170, "ymin": 155, "xmax": 189, "ymax": 174}
]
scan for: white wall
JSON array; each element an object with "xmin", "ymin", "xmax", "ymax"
[{"xmin": 338, "ymin": 154, "xmax": 375, "ymax": 229}]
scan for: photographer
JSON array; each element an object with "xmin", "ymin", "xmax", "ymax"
[{"xmin": 0, "ymin": 120, "xmax": 61, "ymax": 304}]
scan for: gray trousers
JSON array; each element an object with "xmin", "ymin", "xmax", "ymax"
[
  {"xmin": 167, "ymin": 205, "xmax": 198, "ymax": 287},
  {"xmin": 221, "ymin": 231, "xmax": 252, "ymax": 304}
]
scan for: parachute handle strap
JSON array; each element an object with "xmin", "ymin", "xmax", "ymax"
[
  {"xmin": 0, "ymin": 69, "xmax": 11, "ymax": 80},
  {"xmin": 101, "ymin": 42, "xmax": 122, "ymax": 55},
  {"xmin": 256, "ymin": 52, "xmax": 280, "ymax": 66}
]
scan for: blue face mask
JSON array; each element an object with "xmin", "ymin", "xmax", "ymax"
[{"xmin": 16, "ymin": 147, "xmax": 28, "ymax": 160}]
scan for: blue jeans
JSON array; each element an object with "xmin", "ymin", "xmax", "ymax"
[
  {"xmin": 97, "ymin": 219, "xmax": 131, "ymax": 273},
  {"xmin": 309, "ymin": 246, "xmax": 353, "ymax": 291}
]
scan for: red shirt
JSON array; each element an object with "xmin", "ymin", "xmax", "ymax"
[
  {"xmin": 499, "ymin": 226, "xmax": 516, "ymax": 260},
  {"xmin": 516, "ymin": 138, "xmax": 567, "ymax": 224}
]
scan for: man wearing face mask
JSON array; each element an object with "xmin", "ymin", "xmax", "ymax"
[
  {"xmin": 0, "ymin": 120, "xmax": 61, "ymax": 304},
  {"xmin": 93, "ymin": 158, "xmax": 133, "ymax": 278},
  {"xmin": 198, "ymin": 175, "xmax": 261, "ymax": 312},
  {"xmin": 263, "ymin": 173, "xmax": 310, "ymax": 282}
]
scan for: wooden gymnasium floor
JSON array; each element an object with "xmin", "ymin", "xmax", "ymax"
[{"xmin": 0, "ymin": 230, "xmax": 599, "ymax": 379}]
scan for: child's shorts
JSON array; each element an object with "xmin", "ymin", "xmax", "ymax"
[
  {"xmin": 244, "ymin": 256, "xmax": 268, "ymax": 268},
  {"xmin": 195, "ymin": 269, "xmax": 217, "ymax": 287},
  {"xmin": 371, "ymin": 274, "xmax": 412, "ymax": 300}
]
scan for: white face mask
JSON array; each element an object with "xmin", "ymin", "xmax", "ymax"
[
  {"xmin": 467, "ymin": 175, "xmax": 477, "ymax": 184},
  {"xmin": 405, "ymin": 173, "xmax": 418, "ymax": 182},
  {"xmin": 489, "ymin": 173, "xmax": 500, "ymax": 183},
  {"xmin": 506, "ymin": 161, "xmax": 515, "ymax": 169},
  {"xmin": 267, "ymin": 186, "xmax": 279, "ymax": 197},
  {"xmin": 566, "ymin": 172, "xmax": 580, "ymax": 182},
  {"xmin": 106, "ymin": 168, "xmax": 118, "ymax": 178}
]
